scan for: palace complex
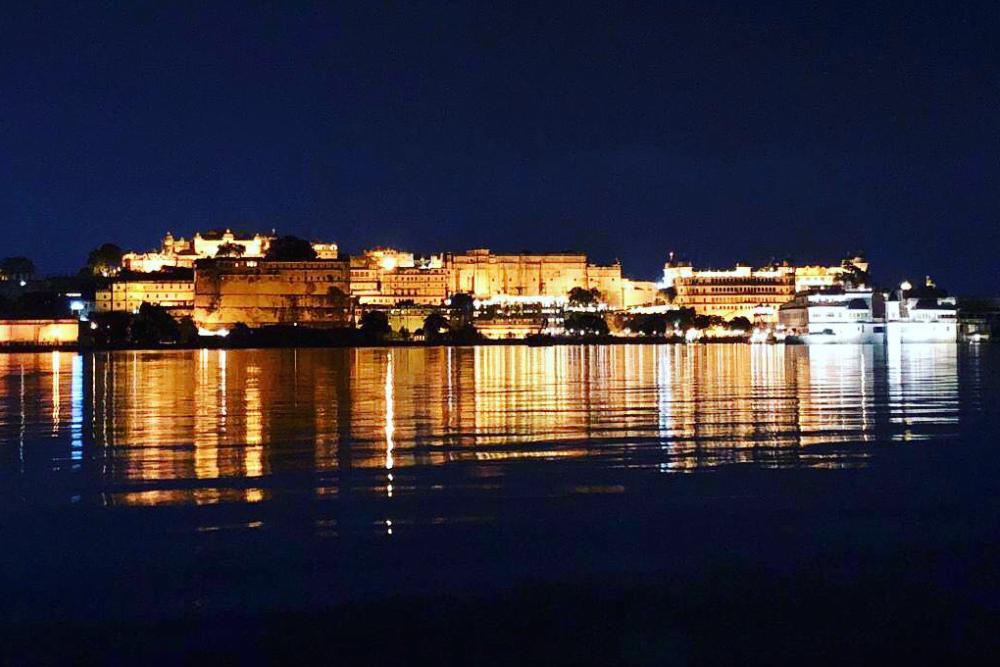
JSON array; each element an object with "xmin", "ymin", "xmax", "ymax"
[
  {"xmin": 94, "ymin": 269, "xmax": 195, "ymax": 317},
  {"xmin": 661, "ymin": 255, "xmax": 869, "ymax": 322},
  {"xmin": 121, "ymin": 230, "xmax": 338, "ymax": 273},
  {"xmin": 98, "ymin": 231, "xmax": 886, "ymax": 335}
]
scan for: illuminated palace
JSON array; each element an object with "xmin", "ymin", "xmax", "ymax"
[
  {"xmin": 95, "ymin": 269, "xmax": 196, "ymax": 317},
  {"xmin": 349, "ymin": 248, "xmax": 449, "ymax": 307},
  {"xmin": 347, "ymin": 247, "xmax": 657, "ymax": 310},
  {"xmin": 106, "ymin": 240, "xmax": 656, "ymax": 325},
  {"xmin": 192, "ymin": 258, "xmax": 352, "ymax": 332},
  {"xmin": 121, "ymin": 230, "xmax": 339, "ymax": 273},
  {"xmin": 662, "ymin": 255, "xmax": 869, "ymax": 322},
  {"xmin": 444, "ymin": 248, "xmax": 656, "ymax": 309}
]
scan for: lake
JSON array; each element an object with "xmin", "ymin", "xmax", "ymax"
[{"xmin": 1, "ymin": 343, "xmax": 997, "ymax": 663}]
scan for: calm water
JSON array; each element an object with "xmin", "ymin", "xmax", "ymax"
[
  {"xmin": 0, "ymin": 344, "xmax": 987, "ymax": 509},
  {"xmin": 1, "ymin": 343, "xmax": 997, "ymax": 661}
]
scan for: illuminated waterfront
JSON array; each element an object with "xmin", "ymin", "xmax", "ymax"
[
  {"xmin": 0, "ymin": 343, "xmax": 996, "ymax": 661},
  {"xmin": 0, "ymin": 343, "xmax": 979, "ymax": 508}
]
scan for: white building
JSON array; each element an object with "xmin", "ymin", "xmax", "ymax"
[
  {"xmin": 885, "ymin": 278, "xmax": 958, "ymax": 343},
  {"xmin": 778, "ymin": 287, "xmax": 884, "ymax": 344}
]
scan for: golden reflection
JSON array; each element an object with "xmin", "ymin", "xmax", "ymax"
[
  {"xmin": 51, "ymin": 351, "xmax": 60, "ymax": 435},
  {"xmin": 385, "ymin": 352, "xmax": 395, "ymax": 472},
  {"xmin": 0, "ymin": 344, "xmax": 971, "ymax": 506}
]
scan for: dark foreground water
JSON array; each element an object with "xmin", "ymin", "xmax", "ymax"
[{"xmin": 1, "ymin": 344, "xmax": 997, "ymax": 664}]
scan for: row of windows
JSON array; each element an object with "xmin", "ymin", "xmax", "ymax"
[
  {"xmin": 682, "ymin": 278, "xmax": 793, "ymax": 285},
  {"xmin": 217, "ymin": 273, "xmax": 346, "ymax": 282},
  {"xmin": 114, "ymin": 283, "xmax": 192, "ymax": 291},
  {"xmin": 680, "ymin": 288, "xmax": 793, "ymax": 295},
  {"xmin": 123, "ymin": 294, "xmax": 192, "ymax": 300},
  {"xmin": 387, "ymin": 275, "xmax": 447, "ymax": 282}
]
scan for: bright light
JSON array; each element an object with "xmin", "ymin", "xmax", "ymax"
[
  {"xmin": 69, "ymin": 300, "xmax": 85, "ymax": 312},
  {"xmin": 197, "ymin": 327, "xmax": 229, "ymax": 337},
  {"xmin": 18, "ymin": 280, "xmax": 26, "ymax": 287},
  {"xmin": 381, "ymin": 256, "xmax": 397, "ymax": 271}
]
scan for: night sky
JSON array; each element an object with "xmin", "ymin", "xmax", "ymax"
[{"xmin": 2, "ymin": 2, "xmax": 997, "ymax": 293}]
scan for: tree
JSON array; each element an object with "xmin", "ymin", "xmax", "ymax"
[
  {"xmin": 564, "ymin": 312, "xmax": 609, "ymax": 336},
  {"xmin": 265, "ymin": 236, "xmax": 317, "ymax": 261},
  {"xmin": 89, "ymin": 311, "xmax": 132, "ymax": 345},
  {"xmin": 130, "ymin": 303, "xmax": 180, "ymax": 345},
  {"xmin": 360, "ymin": 310, "xmax": 391, "ymax": 340},
  {"xmin": 423, "ymin": 312, "xmax": 450, "ymax": 342},
  {"xmin": 568, "ymin": 286, "xmax": 601, "ymax": 306},
  {"xmin": 215, "ymin": 242, "xmax": 245, "ymax": 258},
  {"xmin": 0, "ymin": 257, "xmax": 36, "ymax": 282},
  {"xmin": 664, "ymin": 307, "xmax": 696, "ymax": 331},
  {"xmin": 728, "ymin": 316, "xmax": 753, "ymax": 332},
  {"xmin": 448, "ymin": 292, "xmax": 475, "ymax": 327},
  {"xmin": 86, "ymin": 243, "xmax": 124, "ymax": 277},
  {"xmin": 178, "ymin": 317, "xmax": 199, "ymax": 344},
  {"xmin": 229, "ymin": 322, "xmax": 252, "ymax": 343},
  {"xmin": 450, "ymin": 323, "xmax": 481, "ymax": 343},
  {"xmin": 8, "ymin": 291, "xmax": 63, "ymax": 318},
  {"xmin": 628, "ymin": 313, "xmax": 668, "ymax": 336},
  {"xmin": 694, "ymin": 314, "xmax": 725, "ymax": 330},
  {"xmin": 657, "ymin": 286, "xmax": 677, "ymax": 304}
]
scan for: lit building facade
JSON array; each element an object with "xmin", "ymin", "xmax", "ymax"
[
  {"xmin": 122, "ymin": 230, "xmax": 338, "ymax": 272},
  {"xmin": 661, "ymin": 255, "xmax": 870, "ymax": 323},
  {"xmin": 349, "ymin": 248, "xmax": 448, "ymax": 307},
  {"xmin": 662, "ymin": 263, "xmax": 796, "ymax": 322},
  {"xmin": 444, "ymin": 249, "xmax": 627, "ymax": 308},
  {"xmin": 621, "ymin": 280, "xmax": 660, "ymax": 308},
  {"xmin": 885, "ymin": 277, "xmax": 958, "ymax": 342},
  {"xmin": 193, "ymin": 258, "xmax": 352, "ymax": 332},
  {"xmin": 778, "ymin": 288, "xmax": 884, "ymax": 343},
  {"xmin": 95, "ymin": 271, "xmax": 195, "ymax": 316}
]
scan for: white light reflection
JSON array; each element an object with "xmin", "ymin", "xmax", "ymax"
[
  {"xmin": 70, "ymin": 353, "xmax": 83, "ymax": 459},
  {"xmin": 384, "ymin": 352, "xmax": 395, "ymax": 473},
  {"xmin": 385, "ymin": 352, "xmax": 394, "ymax": 532},
  {"xmin": 655, "ymin": 345, "xmax": 672, "ymax": 470},
  {"xmin": 51, "ymin": 350, "xmax": 61, "ymax": 435}
]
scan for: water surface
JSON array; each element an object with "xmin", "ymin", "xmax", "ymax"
[
  {"xmin": 0, "ymin": 344, "xmax": 981, "ymax": 507},
  {"xmin": 0, "ymin": 343, "xmax": 996, "ymax": 662}
]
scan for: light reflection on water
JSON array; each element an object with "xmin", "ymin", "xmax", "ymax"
[{"xmin": 0, "ymin": 343, "xmax": 981, "ymax": 511}]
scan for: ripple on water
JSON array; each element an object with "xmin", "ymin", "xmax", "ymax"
[{"xmin": 0, "ymin": 343, "xmax": 986, "ymax": 517}]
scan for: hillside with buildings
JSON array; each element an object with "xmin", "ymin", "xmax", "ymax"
[{"xmin": 0, "ymin": 230, "xmax": 995, "ymax": 347}]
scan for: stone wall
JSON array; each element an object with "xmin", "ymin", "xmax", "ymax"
[
  {"xmin": 0, "ymin": 319, "xmax": 79, "ymax": 346},
  {"xmin": 193, "ymin": 259, "xmax": 352, "ymax": 331}
]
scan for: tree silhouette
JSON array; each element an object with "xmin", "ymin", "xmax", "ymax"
[
  {"xmin": 86, "ymin": 244, "xmax": 124, "ymax": 277},
  {"xmin": 265, "ymin": 236, "xmax": 317, "ymax": 261},
  {"xmin": 215, "ymin": 242, "xmax": 245, "ymax": 258},
  {"xmin": 0, "ymin": 257, "xmax": 36, "ymax": 282},
  {"xmin": 423, "ymin": 312, "xmax": 450, "ymax": 341},
  {"xmin": 568, "ymin": 286, "xmax": 601, "ymax": 306},
  {"xmin": 360, "ymin": 310, "xmax": 391, "ymax": 339}
]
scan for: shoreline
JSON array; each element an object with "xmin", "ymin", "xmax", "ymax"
[
  {"xmin": 1, "ymin": 336, "xmax": 981, "ymax": 354},
  {"xmin": 1, "ymin": 336, "xmax": 728, "ymax": 354}
]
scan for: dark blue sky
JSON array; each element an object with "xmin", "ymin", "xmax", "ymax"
[{"xmin": 2, "ymin": 1, "xmax": 997, "ymax": 293}]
